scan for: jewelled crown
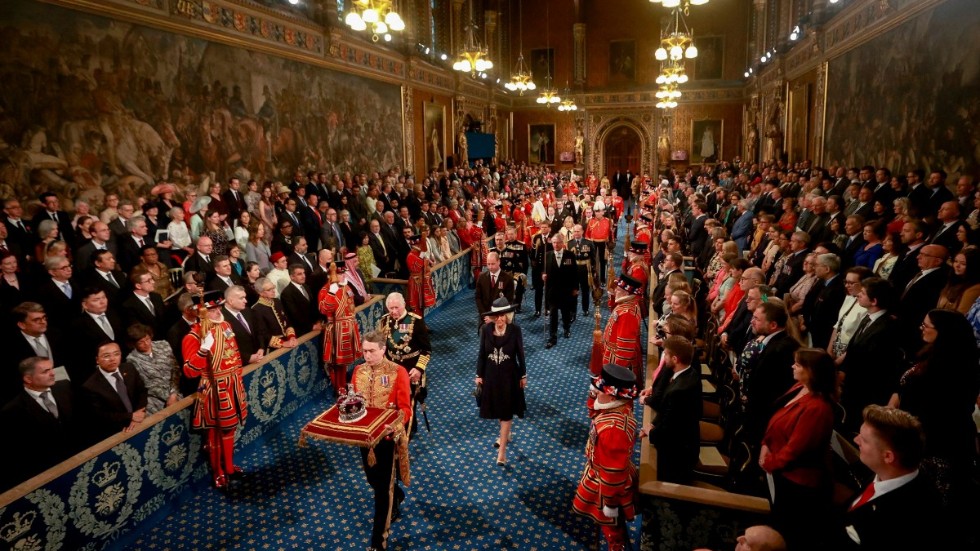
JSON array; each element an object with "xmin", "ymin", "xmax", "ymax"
[{"xmin": 337, "ymin": 384, "xmax": 367, "ymax": 423}]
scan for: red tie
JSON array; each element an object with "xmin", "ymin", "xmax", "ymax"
[
  {"xmin": 849, "ymin": 482, "xmax": 876, "ymax": 511},
  {"xmin": 491, "ymin": 274, "xmax": 496, "ymax": 287}
]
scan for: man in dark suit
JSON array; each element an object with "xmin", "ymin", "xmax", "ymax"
[
  {"xmin": 121, "ymin": 268, "xmax": 167, "ymax": 339},
  {"xmin": 367, "ymin": 220, "xmax": 396, "ymax": 276},
  {"xmin": 79, "ymin": 341, "xmax": 148, "ymax": 445},
  {"xmin": 803, "ymin": 253, "xmax": 847, "ymax": 350},
  {"xmin": 84, "ymin": 249, "xmax": 128, "ymax": 308},
  {"xmin": 222, "ymin": 285, "xmax": 267, "ymax": 365},
  {"xmin": 319, "ymin": 207, "xmax": 346, "ymax": 252},
  {"xmin": 74, "ymin": 221, "xmax": 117, "ymax": 272},
  {"xmin": 205, "ymin": 255, "xmax": 241, "ymax": 293},
  {"xmin": 742, "ymin": 302, "xmax": 800, "ymax": 443},
  {"xmin": 641, "ymin": 336, "xmax": 701, "ymax": 484},
  {"xmin": 840, "ymin": 215, "xmax": 867, "ymax": 269},
  {"xmin": 544, "ymin": 234, "xmax": 579, "ymax": 348},
  {"xmin": 839, "ymin": 278, "xmax": 903, "ymax": 433},
  {"xmin": 115, "ymin": 215, "xmax": 157, "ymax": 273},
  {"xmin": 840, "ymin": 405, "xmax": 948, "ymax": 549},
  {"xmin": 894, "ymin": 244, "xmax": 947, "ymax": 349},
  {"xmin": 687, "ymin": 200, "xmax": 710, "ymax": 258},
  {"xmin": 773, "ymin": 231, "xmax": 810, "ymax": 295},
  {"xmin": 888, "ymin": 220, "xmax": 927, "ymax": 290},
  {"xmin": 68, "ymin": 288, "xmax": 126, "ymax": 384},
  {"xmin": 222, "ymin": 177, "xmax": 248, "ymax": 224},
  {"xmin": 652, "ymin": 252, "xmax": 683, "ymax": 317},
  {"xmin": 0, "ymin": 357, "xmax": 79, "ymax": 492},
  {"xmin": 3, "ymin": 198, "xmax": 35, "ymax": 256},
  {"xmin": 32, "ymin": 191, "xmax": 76, "ymax": 249},
  {"xmin": 927, "ymin": 201, "xmax": 961, "ymax": 251},
  {"xmin": 280, "ymin": 264, "xmax": 318, "ymax": 335},
  {"xmin": 287, "ymin": 236, "xmax": 317, "ymax": 277},
  {"xmin": 182, "ymin": 235, "xmax": 215, "ymax": 278},
  {"xmin": 5, "ymin": 302, "xmax": 70, "ymax": 403},
  {"xmin": 923, "ymin": 169, "xmax": 954, "ymax": 219},
  {"xmin": 35, "ymin": 256, "xmax": 80, "ymax": 333},
  {"xmin": 108, "ymin": 201, "xmax": 136, "ymax": 239},
  {"xmin": 475, "ymin": 251, "xmax": 515, "ymax": 330}
]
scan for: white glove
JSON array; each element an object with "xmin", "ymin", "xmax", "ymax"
[
  {"xmin": 602, "ymin": 505, "xmax": 619, "ymax": 518},
  {"xmin": 329, "ymin": 283, "xmax": 339, "ymax": 294},
  {"xmin": 201, "ymin": 332, "xmax": 215, "ymax": 352},
  {"xmin": 420, "ymin": 251, "xmax": 429, "ymax": 260}
]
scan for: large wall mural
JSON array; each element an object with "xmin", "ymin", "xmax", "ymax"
[
  {"xmin": 0, "ymin": 0, "xmax": 403, "ymax": 213},
  {"xmin": 824, "ymin": 0, "xmax": 980, "ymax": 177}
]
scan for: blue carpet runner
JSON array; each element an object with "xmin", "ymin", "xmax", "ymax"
[{"xmin": 119, "ymin": 221, "xmax": 643, "ymax": 550}]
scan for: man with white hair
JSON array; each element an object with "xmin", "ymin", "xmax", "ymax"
[{"xmin": 376, "ymin": 291, "xmax": 431, "ymax": 436}]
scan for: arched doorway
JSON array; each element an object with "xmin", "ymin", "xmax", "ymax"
[{"xmin": 603, "ymin": 126, "xmax": 641, "ymax": 177}]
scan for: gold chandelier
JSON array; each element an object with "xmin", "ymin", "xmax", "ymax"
[
  {"xmin": 453, "ymin": 0, "xmax": 493, "ymax": 75},
  {"xmin": 656, "ymin": 61, "xmax": 689, "ymax": 85},
  {"xmin": 655, "ymin": 84, "xmax": 681, "ymax": 109},
  {"xmin": 649, "ymin": 0, "xmax": 709, "ymax": 16},
  {"xmin": 557, "ymin": 83, "xmax": 577, "ymax": 111},
  {"xmin": 505, "ymin": 0, "xmax": 536, "ymax": 95},
  {"xmin": 536, "ymin": 75, "xmax": 561, "ymax": 106},
  {"xmin": 344, "ymin": 0, "xmax": 405, "ymax": 42},
  {"xmin": 655, "ymin": 8, "xmax": 698, "ymax": 61},
  {"xmin": 536, "ymin": 2, "xmax": 560, "ymax": 106},
  {"xmin": 505, "ymin": 53, "xmax": 536, "ymax": 94}
]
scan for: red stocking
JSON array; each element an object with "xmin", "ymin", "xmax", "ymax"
[
  {"xmin": 601, "ymin": 523, "xmax": 628, "ymax": 551},
  {"xmin": 221, "ymin": 429, "xmax": 237, "ymax": 474},
  {"xmin": 207, "ymin": 429, "xmax": 223, "ymax": 477}
]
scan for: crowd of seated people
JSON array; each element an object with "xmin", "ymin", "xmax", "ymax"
[{"xmin": 638, "ymin": 160, "xmax": 978, "ymax": 549}]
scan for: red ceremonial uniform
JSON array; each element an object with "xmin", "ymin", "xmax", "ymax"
[
  {"xmin": 634, "ymin": 226, "xmax": 653, "ymax": 265},
  {"xmin": 407, "ymin": 248, "xmax": 437, "ymax": 313},
  {"xmin": 572, "ymin": 402, "xmax": 638, "ymax": 526},
  {"xmin": 182, "ymin": 321, "xmax": 247, "ymax": 430},
  {"xmin": 610, "ymin": 196, "xmax": 625, "ymax": 220},
  {"xmin": 601, "ymin": 297, "xmax": 643, "ymax": 379},
  {"xmin": 319, "ymin": 281, "xmax": 362, "ymax": 390},
  {"xmin": 182, "ymin": 318, "xmax": 247, "ymax": 486},
  {"xmin": 586, "ymin": 217, "xmax": 613, "ymax": 242},
  {"xmin": 352, "ymin": 358, "xmax": 413, "ymax": 429}
]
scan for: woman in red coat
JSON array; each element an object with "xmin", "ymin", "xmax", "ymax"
[{"xmin": 760, "ymin": 347, "xmax": 836, "ymax": 551}]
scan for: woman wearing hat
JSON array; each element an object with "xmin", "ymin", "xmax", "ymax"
[{"xmin": 475, "ymin": 297, "xmax": 526, "ymax": 466}]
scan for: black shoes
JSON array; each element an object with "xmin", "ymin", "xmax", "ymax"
[
  {"xmin": 564, "ymin": 330, "xmax": 571, "ymax": 338},
  {"xmin": 545, "ymin": 341, "xmax": 556, "ymax": 349},
  {"xmin": 532, "ymin": 311, "xmax": 541, "ymax": 318}
]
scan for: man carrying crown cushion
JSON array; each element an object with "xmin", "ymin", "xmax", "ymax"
[
  {"xmin": 182, "ymin": 289, "xmax": 247, "ymax": 490},
  {"xmin": 354, "ymin": 330, "xmax": 412, "ymax": 551}
]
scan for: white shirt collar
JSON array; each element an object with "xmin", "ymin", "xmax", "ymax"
[
  {"xmin": 99, "ymin": 367, "xmax": 121, "ymax": 385},
  {"xmin": 671, "ymin": 365, "xmax": 692, "ymax": 380},
  {"xmin": 866, "ymin": 309, "xmax": 887, "ymax": 322},
  {"xmin": 860, "ymin": 470, "xmax": 919, "ymax": 506},
  {"xmin": 761, "ymin": 329, "xmax": 784, "ymax": 346}
]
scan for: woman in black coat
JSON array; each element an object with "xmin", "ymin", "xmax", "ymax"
[{"xmin": 475, "ymin": 298, "xmax": 526, "ymax": 467}]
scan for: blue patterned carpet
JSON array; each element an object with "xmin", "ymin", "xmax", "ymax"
[{"xmin": 117, "ymin": 225, "xmax": 643, "ymax": 551}]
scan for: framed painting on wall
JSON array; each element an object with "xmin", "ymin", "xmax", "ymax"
[
  {"xmin": 529, "ymin": 124, "xmax": 556, "ymax": 165},
  {"xmin": 787, "ymin": 80, "xmax": 812, "ymax": 164},
  {"xmin": 424, "ymin": 101, "xmax": 445, "ymax": 171},
  {"xmin": 530, "ymin": 48, "xmax": 555, "ymax": 88},
  {"xmin": 690, "ymin": 119, "xmax": 723, "ymax": 163},
  {"xmin": 694, "ymin": 36, "xmax": 724, "ymax": 80},
  {"xmin": 609, "ymin": 40, "xmax": 636, "ymax": 81}
]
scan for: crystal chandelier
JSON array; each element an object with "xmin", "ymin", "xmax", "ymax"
[
  {"xmin": 557, "ymin": 83, "xmax": 577, "ymax": 111},
  {"xmin": 453, "ymin": 0, "xmax": 493, "ymax": 75},
  {"xmin": 505, "ymin": 0, "xmax": 536, "ymax": 95},
  {"xmin": 655, "ymin": 84, "xmax": 681, "ymax": 109},
  {"xmin": 344, "ymin": 0, "xmax": 405, "ymax": 43},
  {"xmin": 655, "ymin": 8, "xmax": 698, "ymax": 61}
]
